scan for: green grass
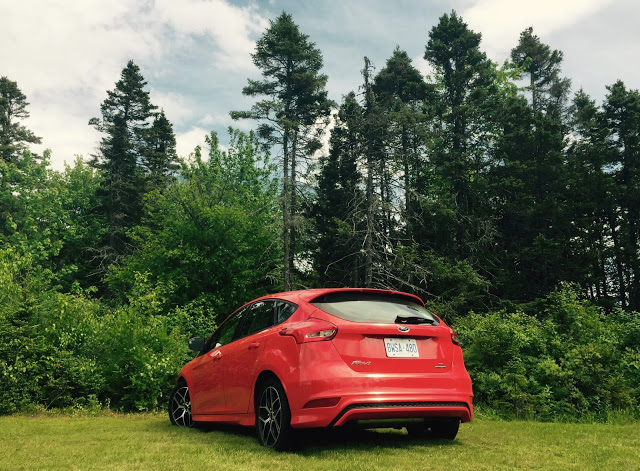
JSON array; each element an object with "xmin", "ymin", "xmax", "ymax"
[{"xmin": 1, "ymin": 413, "xmax": 639, "ymax": 470}]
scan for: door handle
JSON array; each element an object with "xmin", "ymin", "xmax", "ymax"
[
  {"xmin": 248, "ymin": 342, "xmax": 260, "ymax": 350},
  {"xmin": 210, "ymin": 350, "xmax": 222, "ymax": 360}
]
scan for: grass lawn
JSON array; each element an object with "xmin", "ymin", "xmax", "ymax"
[{"xmin": 1, "ymin": 413, "xmax": 638, "ymax": 470}]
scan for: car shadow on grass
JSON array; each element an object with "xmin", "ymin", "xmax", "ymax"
[{"xmin": 181, "ymin": 422, "xmax": 462, "ymax": 454}]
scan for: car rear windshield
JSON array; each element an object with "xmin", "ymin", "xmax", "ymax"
[{"xmin": 311, "ymin": 292, "xmax": 439, "ymax": 325}]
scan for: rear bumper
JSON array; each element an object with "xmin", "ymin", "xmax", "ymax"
[
  {"xmin": 289, "ymin": 380, "xmax": 473, "ymax": 428},
  {"xmin": 330, "ymin": 400, "xmax": 472, "ymax": 427},
  {"xmin": 292, "ymin": 395, "xmax": 473, "ymax": 428}
]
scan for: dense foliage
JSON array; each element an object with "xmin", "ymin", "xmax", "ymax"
[
  {"xmin": 456, "ymin": 285, "xmax": 640, "ymax": 420},
  {"xmin": 1, "ymin": 10, "xmax": 639, "ymax": 420}
]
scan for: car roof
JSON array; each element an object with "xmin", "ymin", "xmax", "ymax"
[{"xmin": 257, "ymin": 288, "xmax": 425, "ymax": 307}]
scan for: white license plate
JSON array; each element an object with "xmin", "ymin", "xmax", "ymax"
[{"xmin": 384, "ymin": 338, "xmax": 419, "ymax": 358}]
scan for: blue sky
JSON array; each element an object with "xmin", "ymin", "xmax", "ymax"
[{"xmin": 2, "ymin": 0, "xmax": 638, "ymax": 170}]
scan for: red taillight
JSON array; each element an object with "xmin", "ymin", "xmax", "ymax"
[
  {"xmin": 451, "ymin": 331, "xmax": 460, "ymax": 346},
  {"xmin": 279, "ymin": 318, "xmax": 338, "ymax": 343}
]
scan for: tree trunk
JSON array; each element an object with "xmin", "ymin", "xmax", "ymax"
[
  {"xmin": 607, "ymin": 208, "xmax": 626, "ymax": 309},
  {"xmin": 289, "ymin": 131, "xmax": 298, "ymax": 287},
  {"xmin": 365, "ymin": 153, "xmax": 374, "ymax": 288},
  {"xmin": 363, "ymin": 57, "xmax": 374, "ymax": 288},
  {"xmin": 282, "ymin": 130, "xmax": 291, "ymax": 291}
]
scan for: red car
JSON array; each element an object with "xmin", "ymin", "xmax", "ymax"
[{"xmin": 169, "ymin": 288, "xmax": 473, "ymax": 449}]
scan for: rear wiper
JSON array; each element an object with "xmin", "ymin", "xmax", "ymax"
[{"xmin": 395, "ymin": 316, "xmax": 435, "ymax": 325}]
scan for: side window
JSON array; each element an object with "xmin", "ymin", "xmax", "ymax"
[
  {"xmin": 206, "ymin": 307, "xmax": 249, "ymax": 351},
  {"xmin": 275, "ymin": 301, "xmax": 297, "ymax": 324},
  {"xmin": 245, "ymin": 301, "xmax": 276, "ymax": 336}
]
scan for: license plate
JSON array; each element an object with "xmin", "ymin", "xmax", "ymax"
[{"xmin": 384, "ymin": 338, "xmax": 419, "ymax": 358}]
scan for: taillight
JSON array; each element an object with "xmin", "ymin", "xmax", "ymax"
[
  {"xmin": 279, "ymin": 318, "xmax": 338, "ymax": 343},
  {"xmin": 451, "ymin": 331, "xmax": 460, "ymax": 346}
]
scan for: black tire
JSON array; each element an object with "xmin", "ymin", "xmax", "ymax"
[
  {"xmin": 169, "ymin": 381, "xmax": 193, "ymax": 428},
  {"xmin": 406, "ymin": 418, "xmax": 460, "ymax": 440},
  {"xmin": 255, "ymin": 377, "xmax": 294, "ymax": 450}
]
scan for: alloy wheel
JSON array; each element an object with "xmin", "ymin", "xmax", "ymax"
[
  {"xmin": 170, "ymin": 385, "xmax": 193, "ymax": 427},
  {"xmin": 257, "ymin": 385, "xmax": 283, "ymax": 447}
]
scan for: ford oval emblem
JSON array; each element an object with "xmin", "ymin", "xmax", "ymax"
[{"xmin": 398, "ymin": 325, "xmax": 410, "ymax": 333}]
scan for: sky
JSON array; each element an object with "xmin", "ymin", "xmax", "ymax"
[{"xmin": 2, "ymin": 0, "xmax": 638, "ymax": 170}]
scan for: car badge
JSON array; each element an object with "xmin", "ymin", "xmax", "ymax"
[{"xmin": 398, "ymin": 325, "xmax": 410, "ymax": 333}]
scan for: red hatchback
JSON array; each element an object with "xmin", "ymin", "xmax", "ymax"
[{"xmin": 169, "ymin": 288, "xmax": 473, "ymax": 449}]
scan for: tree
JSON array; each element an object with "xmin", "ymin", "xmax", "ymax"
[
  {"xmin": 486, "ymin": 29, "xmax": 573, "ymax": 302},
  {"xmin": 49, "ymin": 159, "xmax": 105, "ymax": 290},
  {"xmin": 142, "ymin": 109, "xmax": 179, "ymax": 190},
  {"xmin": 89, "ymin": 60, "xmax": 158, "ymax": 270},
  {"xmin": 313, "ymin": 92, "xmax": 365, "ymax": 286},
  {"xmin": 231, "ymin": 12, "xmax": 332, "ymax": 291},
  {"xmin": 511, "ymin": 27, "xmax": 571, "ymax": 117},
  {"xmin": 0, "ymin": 78, "xmax": 46, "ymax": 256},
  {"xmin": 107, "ymin": 128, "xmax": 281, "ymax": 318},
  {"xmin": 603, "ymin": 81, "xmax": 640, "ymax": 310},
  {"xmin": 0, "ymin": 77, "xmax": 41, "ymax": 164},
  {"xmin": 565, "ymin": 90, "xmax": 616, "ymax": 305},
  {"xmin": 373, "ymin": 47, "xmax": 430, "ymax": 241},
  {"xmin": 423, "ymin": 11, "xmax": 498, "ymax": 262},
  {"xmin": 0, "ymin": 150, "xmax": 58, "ymax": 264}
]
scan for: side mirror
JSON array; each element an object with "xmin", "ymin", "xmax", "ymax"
[{"xmin": 188, "ymin": 337, "xmax": 205, "ymax": 351}]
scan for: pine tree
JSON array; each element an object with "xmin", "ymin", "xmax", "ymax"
[
  {"xmin": 89, "ymin": 60, "xmax": 157, "ymax": 268},
  {"xmin": 313, "ymin": 92, "xmax": 365, "ymax": 286},
  {"xmin": 604, "ymin": 81, "xmax": 640, "ymax": 310},
  {"xmin": 143, "ymin": 109, "xmax": 179, "ymax": 189},
  {"xmin": 373, "ymin": 47, "xmax": 430, "ymax": 241},
  {"xmin": 488, "ymin": 29, "xmax": 573, "ymax": 301},
  {"xmin": 0, "ymin": 77, "xmax": 41, "ymax": 164},
  {"xmin": 423, "ymin": 11, "xmax": 498, "ymax": 262},
  {"xmin": 231, "ymin": 12, "xmax": 332, "ymax": 290},
  {"xmin": 511, "ymin": 27, "xmax": 571, "ymax": 117}
]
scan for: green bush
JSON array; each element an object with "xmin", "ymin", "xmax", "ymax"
[
  {"xmin": 0, "ymin": 249, "xmax": 215, "ymax": 414},
  {"xmin": 454, "ymin": 285, "xmax": 640, "ymax": 421},
  {"xmin": 0, "ymin": 250, "xmax": 103, "ymax": 413}
]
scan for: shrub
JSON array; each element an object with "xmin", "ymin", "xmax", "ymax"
[{"xmin": 454, "ymin": 285, "xmax": 640, "ymax": 421}]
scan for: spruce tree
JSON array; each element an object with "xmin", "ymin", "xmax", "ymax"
[
  {"xmin": 566, "ymin": 90, "xmax": 615, "ymax": 304},
  {"xmin": 143, "ymin": 109, "xmax": 179, "ymax": 189},
  {"xmin": 604, "ymin": 81, "xmax": 640, "ymax": 309},
  {"xmin": 511, "ymin": 27, "xmax": 571, "ymax": 117},
  {"xmin": 89, "ymin": 60, "xmax": 157, "ymax": 268},
  {"xmin": 313, "ymin": 92, "xmax": 365, "ymax": 286},
  {"xmin": 423, "ymin": 11, "xmax": 498, "ymax": 262},
  {"xmin": 0, "ymin": 77, "xmax": 41, "ymax": 164},
  {"xmin": 373, "ymin": 48, "xmax": 430, "ymax": 241},
  {"xmin": 488, "ymin": 29, "xmax": 573, "ymax": 301}
]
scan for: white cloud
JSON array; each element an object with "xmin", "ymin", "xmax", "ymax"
[
  {"xmin": 152, "ymin": 91, "xmax": 194, "ymax": 125},
  {"xmin": 1, "ymin": 1, "xmax": 160, "ymax": 95},
  {"xmin": 199, "ymin": 113, "xmax": 231, "ymax": 127},
  {"xmin": 28, "ymin": 102, "xmax": 102, "ymax": 171},
  {"xmin": 462, "ymin": 0, "xmax": 616, "ymax": 61},
  {"xmin": 153, "ymin": 0, "xmax": 268, "ymax": 70},
  {"xmin": 176, "ymin": 126, "xmax": 210, "ymax": 159},
  {"xmin": 413, "ymin": 55, "xmax": 435, "ymax": 80},
  {"xmin": 0, "ymin": 0, "xmax": 268, "ymax": 170}
]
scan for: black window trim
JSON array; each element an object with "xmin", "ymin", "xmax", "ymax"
[{"xmin": 203, "ymin": 298, "xmax": 299, "ymax": 353}]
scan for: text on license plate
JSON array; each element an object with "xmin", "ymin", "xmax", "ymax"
[{"xmin": 384, "ymin": 338, "xmax": 419, "ymax": 358}]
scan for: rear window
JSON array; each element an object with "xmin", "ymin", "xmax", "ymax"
[{"xmin": 311, "ymin": 292, "xmax": 439, "ymax": 325}]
